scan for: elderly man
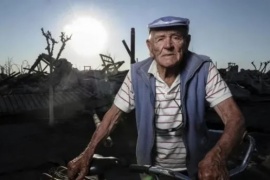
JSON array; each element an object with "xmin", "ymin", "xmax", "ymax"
[{"xmin": 67, "ymin": 16, "xmax": 246, "ymax": 180}]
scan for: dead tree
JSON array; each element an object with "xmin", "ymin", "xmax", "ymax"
[
  {"xmin": 41, "ymin": 28, "xmax": 71, "ymax": 126},
  {"xmin": 251, "ymin": 61, "xmax": 270, "ymax": 73},
  {"xmin": 41, "ymin": 28, "xmax": 57, "ymax": 57},
  {"xmin": 40, "ymin": 28, "xmax": 72, "ymax": 72}
]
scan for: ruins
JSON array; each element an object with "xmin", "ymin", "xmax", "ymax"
[{"xmin": 0, "ymin": 28, "xmax": 270, "ymax": 179}]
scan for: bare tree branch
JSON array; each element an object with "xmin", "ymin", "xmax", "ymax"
[
  {"xmin": 251, "ymin": 61, "xmax": 257, "ymax": 70},
  {"xmin": 259, "ymin": 62, "xmax": 263, "ymax": 72},
  {"xmin": 56, "ymin": 32, "xmax": 72, "ymax": 60},
  {"xmin": 261, "ymin": 61, "xmax": 270, "ymax": 73},
  {"xmin": 41, "ymin": 28, "xmax": 58, "ymax": 57}
]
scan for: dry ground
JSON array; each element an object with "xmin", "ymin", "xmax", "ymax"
[{"xmin": 1, "ymin": 101, "xmax": 270, "ymax": 180}]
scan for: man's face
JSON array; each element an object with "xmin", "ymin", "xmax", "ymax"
[{"xmin": 146, "ymin": 28, "xmax": 190, "ymax": 68}]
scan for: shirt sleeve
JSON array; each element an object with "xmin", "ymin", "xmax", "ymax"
[
  {"xmin": 113, "ymin": 70, "xmax": 135, "ymax": 113},
  {"xmin": 205, "ymin": 62, "xmax": 232, "ymax": 107}
]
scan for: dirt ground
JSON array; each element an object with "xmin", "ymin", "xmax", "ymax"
[
  {"xmin": 1, "ymin": 101, "xmax": 270, "ymax": 180},
  {"xmin": 0, "ymin": 108, "xmax": 140, "ymax": 180}
]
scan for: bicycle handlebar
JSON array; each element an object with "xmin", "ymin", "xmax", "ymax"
[
  {"xmin": 129, "ymin": 164, "xmax": 190, "ymax": 180},
  {"xmin": 130, "ymin": 132, "xmax": 255, "ymax": 180},
  {"xmin": 42, "ymin": 132, "xmax": 255, "ymax": 180},
  {"xmin": 88, "ymin": 154, "xmax": 123, "ymax": 175},
  {"xmin": 208, "ymin": 130, "xmax": 255, "ymax": 176},
  {"xmin": 229, "ymin": 134, "xmax": 255, "ymax": 176}
]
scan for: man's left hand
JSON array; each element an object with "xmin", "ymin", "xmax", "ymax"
[{"xmin": 198, "ymin": 147, "xmax": 229, "ymax": 180}]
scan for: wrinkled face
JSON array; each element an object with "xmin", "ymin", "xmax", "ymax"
[{"xmin": 146, "ymin": 28, "xmax": 190, "ymax": 68}]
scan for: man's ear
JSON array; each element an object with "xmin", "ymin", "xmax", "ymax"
[{"xmin": 146, "ymin": 39, "xmax": 154, "ymax": 58}]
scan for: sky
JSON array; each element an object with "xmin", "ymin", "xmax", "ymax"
[{"xmin": 0, "ymin": 0, "xmax": 270, "ymax": 72}]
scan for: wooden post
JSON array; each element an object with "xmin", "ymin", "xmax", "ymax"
[
  {"xmin": 49, "ymin": 57, "xmax": 54, "ymax": 126},
  {"xmin": 130, "ymin": 28, "xmax": 136, "ymax": 64},
  {"xmin": 122, "ymin": 28, "xmax": 136, "ymax": 65}
]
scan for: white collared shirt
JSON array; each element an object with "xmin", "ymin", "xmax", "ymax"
[{"xmin": 114, "ymin": 60, "xmax": 231, "ymax": 170}]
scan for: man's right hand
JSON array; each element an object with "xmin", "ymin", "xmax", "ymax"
[
  {"xmin": 67, "ymin": 105, "xmax": 123, "ymax": 179},
  {"xmin": 67, "ymin": 151, "xmax": 92, "ymax": 180}
]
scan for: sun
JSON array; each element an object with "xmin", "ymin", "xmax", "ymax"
[{"xmin": 64, "ymin": 16, "xmax": 107, "ymax": 57}]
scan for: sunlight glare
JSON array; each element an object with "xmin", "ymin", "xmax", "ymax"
[{"xmin": 64, "ymin": 16, "xmax": 107, "ymax": 57}]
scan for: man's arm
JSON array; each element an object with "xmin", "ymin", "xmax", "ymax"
[
  {"xmin": 198, "ymin": 97, "xmax": 246, "ymax": 180},
  {"xmin": 67, "ymin": 104, "xmax": 123, "ymax": 180},
  {"xmin": 212, "ymin": 97, "xmax": 246, "ymax": 159},
  {"xmin": 85, "ymin": 104, "xmax": 123, "ymax": 153}
]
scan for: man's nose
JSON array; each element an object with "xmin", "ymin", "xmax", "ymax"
[{"xmin": 163, "ymin": 38, "xmax": 173, "ymax": 49}]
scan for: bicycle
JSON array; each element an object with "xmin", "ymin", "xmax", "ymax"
[
  {"xmin": 42, "ymin": 153, "xmax": 132, "ymax": 180},
  {"xmin": 42, "ymin": 130, "xmax": 255, "ymax": 180}
]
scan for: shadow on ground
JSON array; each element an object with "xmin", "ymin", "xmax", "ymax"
[{"xmin": 1, "ymin": 101, "xmax": 270, "ymax": 180}]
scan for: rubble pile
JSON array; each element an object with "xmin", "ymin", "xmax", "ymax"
[
  {"xmin": 219, "ymin": 63, "xmax": 270, "ymax": 101},
  {"xmin": 0, "ymin": 53, "xmax": 127, "ymax": 116}
]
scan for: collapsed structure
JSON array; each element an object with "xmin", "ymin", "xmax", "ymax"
[
  {"xmin": 218, "ymin": 62, "xmax": 270, "ymax": 101},
  {"xmin": 0, "ymin": 27, "xmax": 269, "ymax": 119},
  {"xmin": 0, "ymin": 53, "xmax": 127, "ymax": 117}
]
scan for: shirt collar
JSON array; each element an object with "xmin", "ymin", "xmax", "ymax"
[
  {"xmin": 148, "ymin": 60, "xmax": 159, "ymax": 78},
  {"xmin": 147, "ymin": 60, "xmax": 180, "ymax": 87}
]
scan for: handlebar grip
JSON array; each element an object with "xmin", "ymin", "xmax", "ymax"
[{"xmin": 129, "ymin": 164, "xmax": 151, "ymax": 173}]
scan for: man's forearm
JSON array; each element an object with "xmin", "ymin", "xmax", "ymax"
[
  {"xmin": 212, "ymin": 97, "xmax": 246, "ymax": 161},
  {"xmin": 83, "ymin": 104, "xmax": 122, "ymax": 155},
  {"xmin": 213, "ymin": 115, "xmax": 245, "ymax": 161}
]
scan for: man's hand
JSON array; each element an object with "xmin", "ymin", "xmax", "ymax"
[
  {"xmin": 198, "ymin": 97, "xmax": 245, "ymax": 179},
  {"xmin": 67, "ymin": 151, "xmax": 92, "ymax": 180},
  {"xmin": 198, "ymin": 147, "xmax": 229, "ymax": 180},
  {"xmin": 67, "ymin": 105, "xmax": 123, "ymax": 180}
]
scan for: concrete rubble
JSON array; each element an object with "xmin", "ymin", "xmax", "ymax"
[{"xmin": 0, "ymin": 53, "xmax": 127, "ymax": 116}]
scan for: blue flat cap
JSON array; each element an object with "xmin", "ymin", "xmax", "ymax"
[{"xmin": 148, "ymin": 16, "xmax": 190, "ymax": 29}]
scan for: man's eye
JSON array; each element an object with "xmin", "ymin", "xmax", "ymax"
[
  {"xmin": 155, "ymin": 38, "xmax": 163, "ymax": 43},
  {"xmin": 173, "ymin": 36, "xmax": 182, "ymax": 40},
  {"xmin": 156, "ymin": 38, "xmax": 164, "ymax": 42}
]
